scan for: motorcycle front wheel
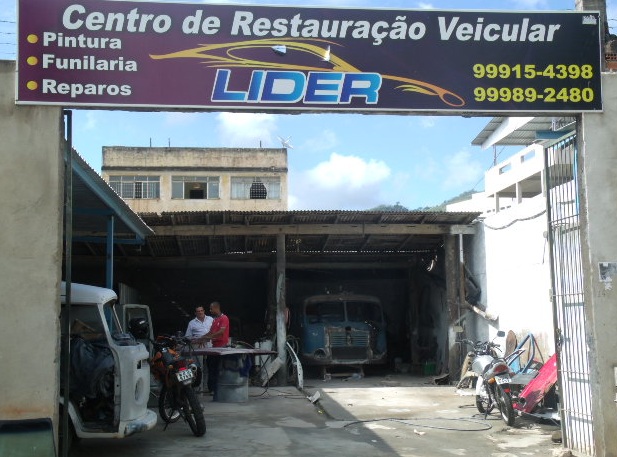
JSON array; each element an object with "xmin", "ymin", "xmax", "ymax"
[
  {"xmin": 158, "ymin": 385, "xmax": 181, "ymax": 423},
  {"xmin": 496, "ymin": 384, "xmax": 516, "ymax": 426},
  {"xmin": 475, "ymin": 381, "xmax": 493, "ymax": 414},
  {"xmin": 181, "ymin": 387, "xmax": 206, "ymax": 437}
]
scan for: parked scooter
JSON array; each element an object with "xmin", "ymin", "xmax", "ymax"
[
  {"xmin": 129, "ymin": 319, "xmax": 206, "ymax": 437},
  {"xmin": 460, "ymin": 331, "xmax": 520, "ymax": 426}
]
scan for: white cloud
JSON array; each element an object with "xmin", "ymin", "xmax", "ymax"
[
  {"xmin": 442, "ymin": 149, "xmax": 484, "ymax": 190},
  {"xmin": 420, "ymin": 117, "xmax": 437, "ymax": 129},
  {"xmin": 509, "ymin": 0, "xmax": 551, "ymax": 10},
  {"xmin": 307, "ymin": 153, "xmax": 390, "ymax": 189},
  {"xmin": 289, "ymin": 153, "xmax": 391, "ymax": 210},
  {"xmin": 216, "ymin": 112, "xmax": 277, "ymax": 147},
  {"xmin": 83, "ymin": 112, "xmax": 98, "ymax": 131},
  {"xmin": 301, "ymin": 129, "xmax": 338, "ymax": 152},
  {"xmin": 417, "ymin": 3, "xmax": 434, "ymax": 9},
  {"xmin": 412, "ymin": 148, "xmax": 440, "ymax": 181},
  {"xmin": 164, "ymin": 112, "xmax": 200, "ymax": 126},
  {"xmin": 391, "ymin": 171, "xmax": 411, "ymax": 191}
]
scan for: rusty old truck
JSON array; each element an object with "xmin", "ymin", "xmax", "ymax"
[{"xmin": 297, "ymin": 292, "xmax": 387, "ymax": 368}]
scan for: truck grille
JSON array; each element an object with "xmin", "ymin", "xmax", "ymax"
[
  {"xmin": 328, "ymin": 328, "xmax": 370, "ymax": 361},
  {"xmin": 331, "ymin": 346, "xmax": 370, "ymax": 359}
]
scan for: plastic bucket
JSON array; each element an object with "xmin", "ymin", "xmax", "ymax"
[{"xmin": 423, "ymin": 361, "xmax": 436, "ymax": 376}]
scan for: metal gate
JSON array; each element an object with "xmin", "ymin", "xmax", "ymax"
[{"xmin": 544, "ymin": 134, "xmax": 594, "ymax": 456}]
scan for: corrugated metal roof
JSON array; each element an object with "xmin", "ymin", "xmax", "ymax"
[
  {"xmin": 472, "ymin": 116, "xmax": 576, "ymax": 148},
  {"xmin": 72, "ymin": 210, "xmax": 477, "ymax": 260},
  {"xmin": 140, "ymin": 210, "xmax": 478, "ymax": 227},
  {"xmin": 71, "ymin": 149, "xmax": 153, "ymax": 241}
]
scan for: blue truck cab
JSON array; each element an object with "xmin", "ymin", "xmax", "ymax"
[{"xmin": 298, "ymin": 292, "xmax": 387, "ymax": 366}]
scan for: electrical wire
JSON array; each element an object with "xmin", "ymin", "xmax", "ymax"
[
  {"xmin": 469, "ymin": 145, "xmax": 509, "ymax": 193},
  {"xmin": 342, "ymin": 416, "xmax": 493, "ymax": 432},
  {"xmin": 482, "ymin": 209, "xmax": 546, "ymax": 230}
]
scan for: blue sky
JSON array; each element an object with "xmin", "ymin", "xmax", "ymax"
[{"xmin": 1, "ymin": 0, "xmax": 613, "ymax": 210}]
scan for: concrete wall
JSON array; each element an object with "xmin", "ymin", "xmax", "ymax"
[
  {"xmin": 0, "ymin": 61, "xmax": 63, "ymax": 422},
  {"xmin": 102, "ymin": 146, "xmax": 288, "ymax": 212},
  {"xmin": 486, "ymin": 197, "xmax": 554, "ymax": 354},
  {"xmin": 579, "ymin": 72, "xmax": 617, "ymax": 456},
  {"xmin": 464, "ymin": 196, "xmax": 555, "ymax": 357}
]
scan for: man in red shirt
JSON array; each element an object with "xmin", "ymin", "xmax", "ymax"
[
  {"xmin": 200, "ymin": 301, "xmax": 230, "ymax": 394},
  {"xmin": 207, "ymin": 301, "xmax": 229, "ymax": 347}
]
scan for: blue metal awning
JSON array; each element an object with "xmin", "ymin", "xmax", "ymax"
[
  {"xmin": 70, "ymin": 149, "xmax": 152, "ymax": 287},
  {"xmin": 71, "ymin": 149, "xmax": 152, "ymax": 243}
]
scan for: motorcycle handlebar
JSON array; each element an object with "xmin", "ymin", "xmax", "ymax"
[
  {"xmin": 153, "ymin": 334, "xmax": 193, "ymax": 350},
  {"xmin": 459, "ymin": 339, "xmax": 501, "ymax": 351}
]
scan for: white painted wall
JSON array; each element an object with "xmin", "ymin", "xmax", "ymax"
[
  {"xmin": 452, "ymin": 179, "xmax": 554, "ymax": 355},
  {"xmin": 480, "ymin": 196, "xmax": 554, "ymax": 355},
  {"xmin": 0, "ymin": 61, "xmax": 63, "ymax": 422}
]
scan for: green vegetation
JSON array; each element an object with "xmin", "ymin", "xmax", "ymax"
[{"xmin": 369, "ymin": 190, "xmax": 475, "ymax": 212}]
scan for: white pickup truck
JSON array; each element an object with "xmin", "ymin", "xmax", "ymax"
[{"xmin": 60, "ymin": 282, "xmax": 157, "ymax": 445}]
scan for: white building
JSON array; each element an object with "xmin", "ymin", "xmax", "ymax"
[{"xmin": 448, "ymin": 118, "xmax": 576, "ymax": 358}]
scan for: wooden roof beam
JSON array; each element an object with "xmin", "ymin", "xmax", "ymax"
[{"xmin": 153, "ymin": 223, "xmax": 475, "ymax": 237}]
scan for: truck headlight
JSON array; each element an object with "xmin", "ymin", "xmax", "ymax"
[{"xmin": 314, "ymin": 349, "xmax": 327, "ymax": 359}]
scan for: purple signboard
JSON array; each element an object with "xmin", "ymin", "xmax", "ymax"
[{"xmin": 17, "ymin": 0, "xmax": 602, "ymax": 113}]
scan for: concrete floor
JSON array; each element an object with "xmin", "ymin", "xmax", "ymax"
[{"xmin": 69, "ymin": 374, "xmax": 563, "ymax": 457}]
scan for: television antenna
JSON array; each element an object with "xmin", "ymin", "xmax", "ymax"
[{"xmin": 278, "ymin": 136, "xmax": 294, "ymax": 149}]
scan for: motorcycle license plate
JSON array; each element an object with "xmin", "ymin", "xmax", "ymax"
[
  {"xmin": 495, "ymin": 375, "xmax": 511, "ymax": 385},
  {"xmin": 176, "ymin": 370, "xmax": 194, "ymax": 382}
]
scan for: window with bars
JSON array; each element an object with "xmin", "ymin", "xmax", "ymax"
[
  {"xmin": 172, "ymin": 176, "xmax": 220, "ymax": 200},
  {"xmin": 109, "ymin": 176, "xmax": 160, "ymax": 199},
  {"xmin": 230, "ymin": 177, "xmax": 281, "ymax": 200}
]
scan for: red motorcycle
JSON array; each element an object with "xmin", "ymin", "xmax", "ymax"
[
  {"xmin": 150, "ymin": 335, "xmax": 206, "ymax": 436},
  {"xmin": 129, "ymin": 319, "xmax": 206, "ymax": 437}
]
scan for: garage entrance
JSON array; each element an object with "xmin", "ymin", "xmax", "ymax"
[
  {"xmin": 9, "ymin": 1, "xmax": 608, "ymax": 455},
  {"xmin": 71, "ymin": 210, "xmax": 477, "ymax": 374}
]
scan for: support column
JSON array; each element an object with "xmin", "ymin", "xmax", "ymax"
[
  {"xmin": 515, "ymin": 182, "xmax": 522, "ymax": 205},
  {"xmin": 106, "ymin": 215, "xmax": 115, "ymax": 289},
  {"xmin": 408, "ymin": 267, "xmax": 420, "ymax": 367},
  {"xmin": 578, "ymin": 76, "xmax": 617, "ymax": 456},
  {"xmin": 266, "ymin": 264, "xmax": 277, "ymax": 337},
  {"xmin": 444, "ymin": 235, "xmax": 460, "ymax": 376},
  {"xmin": 276, "ymin": 234, "xmax": 287, "ymax": 386}
]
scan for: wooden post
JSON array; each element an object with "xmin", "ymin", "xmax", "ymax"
[
  {"xmin": 266, "ymin": 264, "xmax": 277, "ymax": 337},
  {"xmin": 408, "ymin": 267, "xmax": 420, "ymax": 367},
  {"xmin": 444, "ymin": 235, "xmax": 460, "ymax": 376},
  {"xmin": 276, "ymin": 233, "xmax": 287, "ymax": 386}
]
